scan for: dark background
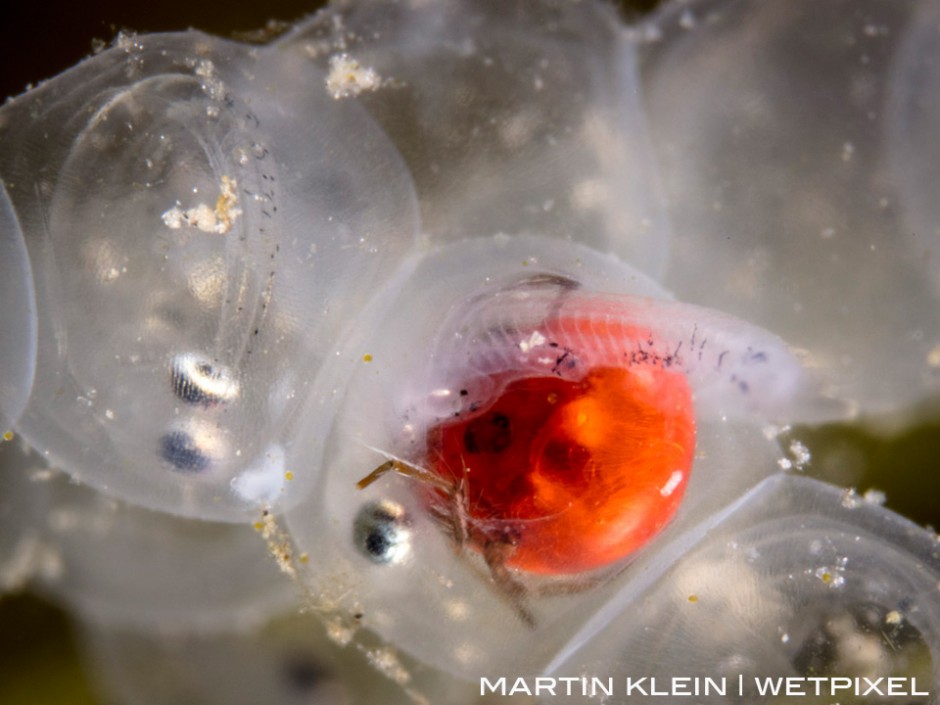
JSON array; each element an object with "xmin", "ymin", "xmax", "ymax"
[
  {"xmin": 0, "ymin": 0, "xmax": 659, "ymax": 102},
  {"xmin": 1, "ymin": 0, "xmax": 319, "ymax": 102}
]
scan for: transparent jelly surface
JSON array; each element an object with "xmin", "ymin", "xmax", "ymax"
[
  {"xmin": 277, "ymin": 0, "xmax": 671, "ymax": 276},
  {"xmin": 0, "ymin": 440, "xmax": 58, "ymax": 593},
  {"xmin": 0, "ymin": 31, "xmax": 418, "ymax": 520},
  {"xmin": 0, "ymin": 439, "xmax": 296, "ymax": 631},
  {"xmin": 284, "ymin": 236, "xmax": 820, "ymax": 677},
  {"xmin": 31, "ymin": 471, "xmax": 298, "ymax": 632},
  {"xmin": 639, "ymin": 0, "xmax": 940, "ymax": 417},
  {"xmin": 888, "ymin": 0, "xmax": 940, "ymax": 303},
  {"xmin": 0, "ymin": 181, "xmax": 37, "ymax": 433},
  {"xmin": 79, "ymin": 611, "xmax": 491, "ymax": 705},
  {"xmin": 543, "ymin": 475, "xmax": 940, "ymax": 704}
]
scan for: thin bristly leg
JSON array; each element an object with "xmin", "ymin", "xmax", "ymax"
[
  {"xmin": 356, "ymin": 458, "xmax": 452, "ymax": 493},
  {"xmin": 483, "ymin": 539, "xmax": 536, "ymax": 628},
  {"xmin": 357, "ymin": 455, "xmax": 537, "ymax": 627}
]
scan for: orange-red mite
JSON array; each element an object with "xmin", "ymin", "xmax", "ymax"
[{"xmin": 428, "ymin": 340, "xmax": 696, "ymax": 575}]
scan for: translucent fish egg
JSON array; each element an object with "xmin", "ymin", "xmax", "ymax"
[
  {"xmin": 284, "ymin": 234, "xmax": 822, "ymax": 676},
  {"xmin": 0, "ymin": 439, "xmax": 296, "ymax": 631},
  {"xmin": 639, "ymin": 0, "xmax": 940, "ymax": 417},
  {"xmin": 277, "ymin": 0, "xmax": 671, "ymax": 275},
  {"xmin": 0, "ymin": 439, "xmax": 58, "ymax": 593},
  {"xmin": 0, "ymin": 181, "xmax": 37, "ymax": 433},
  {"xmin": 0, "ymin": 31, "xmax": 419, "ymax": 520},
  {"xmin": 78, "ymin": 610, "xmax": 482, "ymax": 705},
  {"xmin": 543, "ymin": 475, "xmax": 940, "ymax": 704},
  {"xmin": 887, "ymin": 0, "xmax": 940, "ymax": 303}
]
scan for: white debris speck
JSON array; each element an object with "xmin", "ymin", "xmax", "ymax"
[
  {"xmin": 660, "ymin": 470, "xmax": 684, "ymax": 497},
  {"xmin": 788, "ymin": 440, "xmax": 811, "ymax": 469},
  {"xmin": 863, "ymin": 488, "xmax": 886, "ymax": 506},
  {"xmin": 253, "ymin": 507, "xmax": 297, "ymax": 579},
  {"xmin": 194, "ymin": 59, "xmax": 214, "ymax": 78},
  {"xmin": 679, "ymin": 10, "xmax": 697, "ymax": 30},
  {"xmin": 195, "ymin": 59, "xmax": 226, "ymax": 102},
  {"xmin": 366, "ymin": 646, "xmax": 411, "ymax": 686},
  {"xmin": 518, "ymin": 331, "xmax": 547, "ymax": 353},
  {"xmin": 326, "ymin": 54, "xmax": 382, "ymax": 99},
  {"xmin": 162, "ymin": 176, "xmax": 241, "ymax": 234},
  {"xmin": 815, "ymin": 565, "xmax": 845, "ymax": 589},
  {"xmin": 162, "ymin": 204, "xmax": 215, "ymax": 232},
  {"xmin": 325, "ymin": 618, "xmax": 355, "ymax": 646},
  {"xmin": 777, "ymin": 457, "xmax": 793, "ymax": 470},
  {"xmin": 841, "ymin": 488, "xmax": 861, "ymax": 509},
  {"xmin": 115, "ymin": 30, "xmax": 140, "ymax": 52}
]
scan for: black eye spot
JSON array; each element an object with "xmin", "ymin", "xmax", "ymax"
[
  {"xmin": 365, "ymin": 530, "xmax": 392, "ymax": 557},
  {"xmin": 159, "ymin": 430, "xmax": 210, "ymax": 472},
  {"xmin": 463, "ymin": 412, "xmax": 512, "ymax": 454}
]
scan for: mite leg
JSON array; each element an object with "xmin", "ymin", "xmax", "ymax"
[
  {"xmin": 483, "ymin": 538, "xmax": 536, "ymax": 628},
  {"xmin": 356, "ymin": 458, "xmax": 452, "ymax": 492}
]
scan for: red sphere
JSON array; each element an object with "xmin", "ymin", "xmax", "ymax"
[{"xmin": 428, "ymin": 363, "xmax": 695, "ymax": 575}]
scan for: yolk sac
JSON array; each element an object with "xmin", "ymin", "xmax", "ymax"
[{"xmin": 427, "ymin": 364, "xmax": 696, "ymax": 575}]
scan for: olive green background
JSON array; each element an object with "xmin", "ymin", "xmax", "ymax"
[{"xmin": 0, "ymin": 1, "xmax": 937, "ymax": 703}]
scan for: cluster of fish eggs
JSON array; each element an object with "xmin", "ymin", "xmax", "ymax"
[{"xmin": 2, "ymin": 0, "xmax": 940, "ymax": 703}]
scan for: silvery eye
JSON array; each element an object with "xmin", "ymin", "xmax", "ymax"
[
  {"xmin": 282, "ymin": 235, "xmax": 825, "ymax": 677},
  {"xmin": 353, "ymin": 500, "xmax": 411, "ymax": 566},
  {"xmin": 276, "ymin": 0, "xmax": 671, "ymax": 276},
  {"xmin": 638, "ymin": 0, "xmax": 940, "ymax": 416},
  {"xmin": 0, "ymin": 31, "xmax": 418, "ymax": 520},
  {"xmin": 542, "ymin": 475, "xmax": 940, "ymax": 703}
]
